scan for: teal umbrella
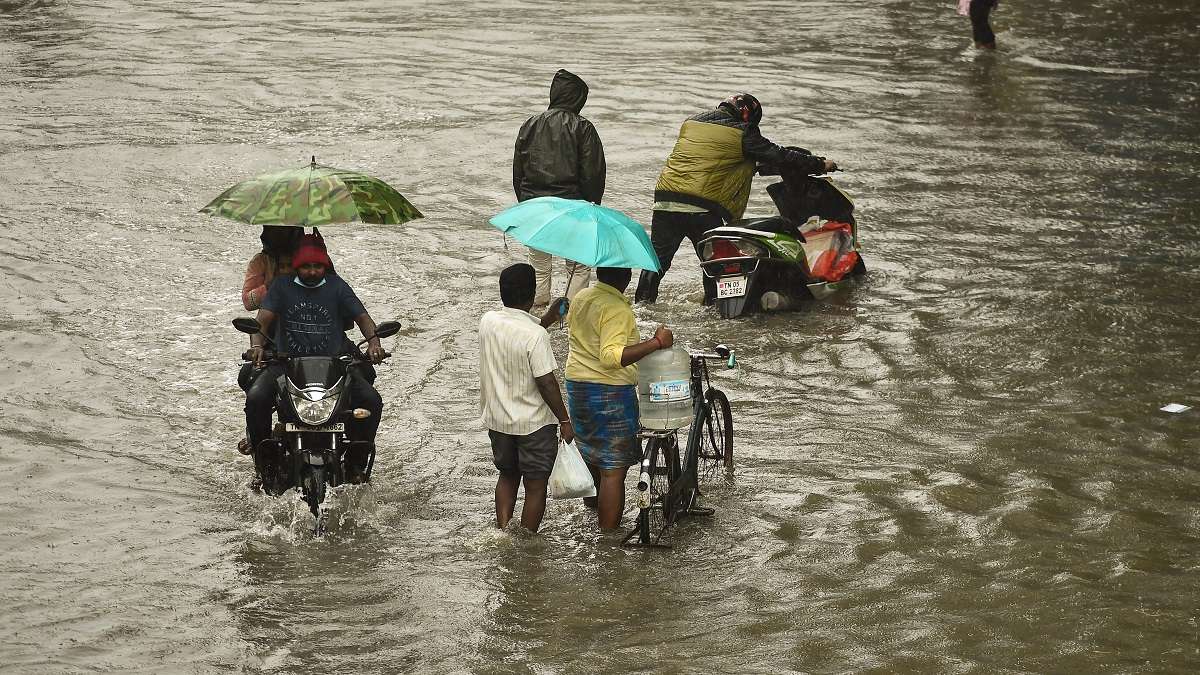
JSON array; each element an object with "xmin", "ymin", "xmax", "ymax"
[{"xmin": 488, "ymin": 197, "xmax": 661, "ymax": 272}]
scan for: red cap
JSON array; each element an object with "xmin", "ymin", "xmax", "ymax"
[{"xmin": 292, "ymin": 235, "xmax": 332, "ymax": 269}]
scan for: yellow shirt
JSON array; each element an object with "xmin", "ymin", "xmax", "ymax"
[{"xmin": 565, "ymin": 282, "xmax": 639, "ymax": 386}]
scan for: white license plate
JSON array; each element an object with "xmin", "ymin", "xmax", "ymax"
[
  {"xmin": 285, "ymin": 423, "xmax": 345, "ymax": 433},
  {"xmin": 716, "ymin": 276, "xmax": 747, "ymax": 298}
]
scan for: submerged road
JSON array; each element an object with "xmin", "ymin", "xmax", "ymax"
[{"xmin": 1, "ymin": 0, "xmax": 1198, "ymax": 671}]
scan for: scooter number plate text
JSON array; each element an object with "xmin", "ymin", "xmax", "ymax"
[
  {"xmin": 285, "ymin": 423, "xmax": 345, "ymax": 433},
  {"xmin": 716, "ymin": 276, "xmax": 747, "ymax": 299}
]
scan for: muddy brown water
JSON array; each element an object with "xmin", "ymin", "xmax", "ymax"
[{"xmin": 2, "ymin": 0, "xmax": 1199, "ymax": 672}]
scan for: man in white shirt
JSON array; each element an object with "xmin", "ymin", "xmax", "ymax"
[{"xmin": 479, "ymin": 263, "xmax": 575, "ymax": 532}]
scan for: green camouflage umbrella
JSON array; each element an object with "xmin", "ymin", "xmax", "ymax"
[{"xmin": 199, "ymin": 157, "xmax": 423, "ymax": 227}]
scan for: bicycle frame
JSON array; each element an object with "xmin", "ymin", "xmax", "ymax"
[{"xmin": 624, "ymin": 346, "xmax": 733, "ymax": 548}]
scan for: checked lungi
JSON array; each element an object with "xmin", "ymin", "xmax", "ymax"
[{"xmin": 565, "ymin": 380, "xmax": 641, "ymax": 470}]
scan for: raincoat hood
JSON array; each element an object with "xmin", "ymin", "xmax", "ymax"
[{"xmin": 548, "ymin": 69, "xmax": 588, "ymax": 114}]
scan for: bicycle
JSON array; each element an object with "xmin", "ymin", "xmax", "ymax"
[{"xmin": 623, "ymin": 344, "xmax": 735, "ymax": 547}]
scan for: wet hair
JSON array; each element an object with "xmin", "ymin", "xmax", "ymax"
[
  {"xmin": 595, "ymin": 266, "xmax": 632, "ymax": 289},
  {"xmin": 499, "ymin": 263, "xmax": 536, "ymax": 307},
  {"xmin": 260, "ymin": 226, "xmax": 301, "ymax": 257}
]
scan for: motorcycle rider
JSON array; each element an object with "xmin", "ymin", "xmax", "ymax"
[
  {"xmin": 634, "ymin": 93, "xmax": 839, "ymax": 303},
  {"xmin": 245, "ymin": 237, "xmax": 386, "ymax": 483}
]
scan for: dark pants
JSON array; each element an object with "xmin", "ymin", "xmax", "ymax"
[
  {"xmin": 635, "ymin": 209, "xmax": 724, "ymax": 303},
  {"xmin": 244, "ymin": 364, "xmax": 383, "ymax": 451},
  {"xmin": 970, "ymin": 0, "xmax": 998, "ymax": 46}
]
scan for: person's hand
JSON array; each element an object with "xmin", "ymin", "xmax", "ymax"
[
  {"xmin": 823, "ymin": 159, "xmax": 839, "ymax": 173},
  {"xmin": 559, "ymin": 419, "xmax": 575, "ymax": 445},
  {"xmin": 654, "ymin": 325, "xmax": 674, "ymax": 350},
  {"xmin": 248, "ymin": 345, "xmax": 265, "ymax": 366},
  {"xmin": 541, "ymin": 297, "xmax": 569, "ymax": 328},
  {"xmin": 367, "ymin": 339, "xmax": 386, "ymax": 364}
]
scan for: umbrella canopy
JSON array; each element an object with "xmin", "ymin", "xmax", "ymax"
[
  {"xmin": 489, "ymin": 197, "xmax": 660, "ymax": 272},
  {"xmin": 200, "ymin": 158, "xmax": 423, "ymax": 227}
]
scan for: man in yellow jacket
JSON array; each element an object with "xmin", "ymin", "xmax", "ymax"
[{"xmin": 634, "ymin": 93, "xmax": 839, "ymax": 303}]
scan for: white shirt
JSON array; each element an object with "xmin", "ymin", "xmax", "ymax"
[{"xmin": 478, "ymin": 307, "xmax": 559, "ymax": 435}]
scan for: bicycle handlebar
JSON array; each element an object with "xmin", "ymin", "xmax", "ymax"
[
  {"xmin": 687, "ymin": 344, "xmax": 731, "ymax": 360},
  {"xmin": 687, "ymin": 344, "xmax": 735, "ymax": 369}
]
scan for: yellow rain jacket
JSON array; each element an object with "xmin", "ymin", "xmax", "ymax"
[{"xmin": 653, "ymin": 120, "xmax": 756, "ymax": 223}]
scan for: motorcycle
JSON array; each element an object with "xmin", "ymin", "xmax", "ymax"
[
  {"xmin": 232, "ymin": 317, "xmax": 400, "ymax": 521},
  {"xmin": 696, "ymin": 159, "xmax": 866, "ymax": 318}
]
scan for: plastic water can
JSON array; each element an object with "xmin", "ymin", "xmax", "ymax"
[{"xmin": 638, "ymin": 346, "xmax": 693, "ymax": 430}]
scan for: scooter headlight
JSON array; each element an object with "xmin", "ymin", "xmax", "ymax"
[{"xmin": 287, "ymin": 379, "xmax": 345, "ymax": 426}]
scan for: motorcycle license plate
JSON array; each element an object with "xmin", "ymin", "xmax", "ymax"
[
  {"xmin": 285, "ymin": 423, "xmax": 345, "ymax": 433},
  {"xmin": 716, "ymin": 276, "xmax": 747, "ymax": 298}
]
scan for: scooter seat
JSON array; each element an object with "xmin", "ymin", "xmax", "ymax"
[
  {"xmin": 706, "ymin": 219, "xmax": 805, "ymax": 243},
  {"xmin": 726, "ymin": 216, "xmax": 798, "ymax": 234}
]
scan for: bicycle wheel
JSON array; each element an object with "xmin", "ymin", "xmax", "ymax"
[
  {"xmin": 697, "ymin": 388, "xmax": 733, "ymax": 478},
  {"xmin": 637, "ymin": 436, "xmax": 679, "ymax": 544}
]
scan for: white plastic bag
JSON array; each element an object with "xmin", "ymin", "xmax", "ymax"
[{"xmin": 548, "ymin": 441, "xmax": 596, "ymax": 500}]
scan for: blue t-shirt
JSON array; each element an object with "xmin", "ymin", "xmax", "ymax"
[{"xmin": 261, "ymin": 274, "xmax": 367, "ymax": 356}]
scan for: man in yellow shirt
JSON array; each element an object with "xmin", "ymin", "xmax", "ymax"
[{"xmin": 565, "ymin": 267, "xmax": 673, "ymax": 530}]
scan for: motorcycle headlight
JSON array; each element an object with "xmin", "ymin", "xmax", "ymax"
[
  {"xmin": 291, "ymin": 394, "xmax": 340, "ymax": 425},
  {"xmin": 287, "ymin": 379, "xmax": 345, "ymax": 426}
]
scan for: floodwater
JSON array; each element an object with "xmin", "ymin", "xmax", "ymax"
[{"xmin": 2, "ymin": 0, "xmax": 1198, "ymax": 672}]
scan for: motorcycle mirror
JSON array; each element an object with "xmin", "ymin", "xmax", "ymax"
[
  {"xmin": 232, "ymin": 317, "xmax": 262, "ymax": 335},
  {"xmin": 374, "ymin": 321, "xmax": 401, "ymax": 340}
]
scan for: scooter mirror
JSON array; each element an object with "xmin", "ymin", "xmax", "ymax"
[
  {"xmin": 374, "ymin": 321, "xmax": 401, "ymax": 340},
  {"xmin": 232, "ymin": 317, "xmax": 262, "ymax": 335}
]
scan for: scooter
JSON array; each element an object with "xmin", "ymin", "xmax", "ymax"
[
  {"xmin": 233, "ymin": 317, "xmax": 400, "ymax": 522},
  {"xmin": 696, "ymin": 161, "xmax": 866, "ymax": 318}
]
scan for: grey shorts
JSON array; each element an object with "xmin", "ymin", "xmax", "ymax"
[{"xmin": 489, "ymin": 424, "xmax": 558, "ymax": 479}]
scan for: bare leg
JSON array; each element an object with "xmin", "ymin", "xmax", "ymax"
[
  {"xmin": 520, "ymin": 476, "xmax": 549, "ymax": 532},
  {"xmin": 496, "ymin": 473, "xmax": 519, "ymax": 529},
  {"xmin": 597, "ymin": 467, "xmax": 630, "ymax": 530}
]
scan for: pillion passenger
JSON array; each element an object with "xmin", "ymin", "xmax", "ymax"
[
  {"xmin": 634, "ymin": 93, "xmax": 838, "ymax": 303},
  {"xmin": 242, "ymin": 226, "xmax": 302, "ymax": 311}
]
